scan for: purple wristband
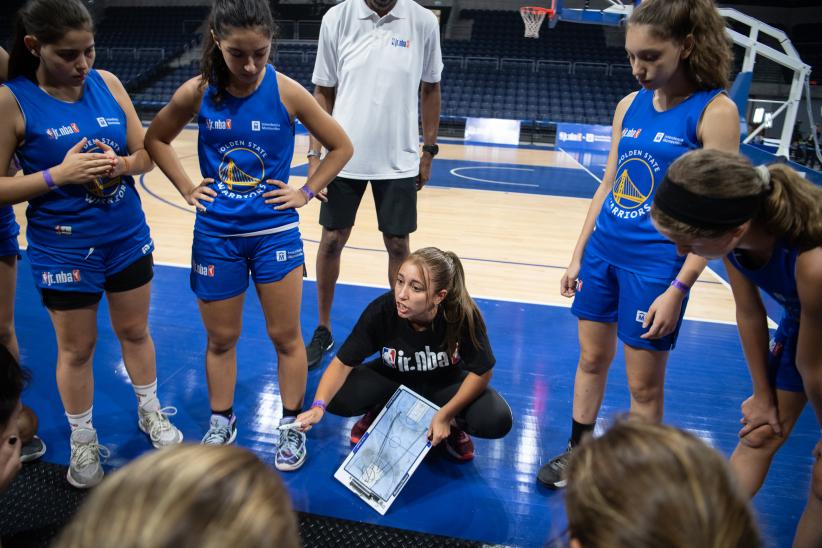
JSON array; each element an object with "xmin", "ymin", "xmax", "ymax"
[
  {"xmin": 42, "ymin": 169, "xmax": 57, "ymax": 191},
  {"xmin": 311, "ymin": 399, "xmax": 327, "ymax": 412},
  {"xmin": 670, "ymin": 279, "xmax": 690, "ymax": 295},
  {"xmin": 300, "ymin": 185, "xmax": 315, "ymax": 202}
]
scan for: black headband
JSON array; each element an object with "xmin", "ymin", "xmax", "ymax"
[{"xmin": 653, "ymin": 176, "xmax": 766, "ymax": 230}]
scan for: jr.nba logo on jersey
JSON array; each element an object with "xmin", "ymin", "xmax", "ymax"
[
  {"xmin": 207, "ymin": 119, "xmax": 232, "ymax": 130},
  {"xmin": 45, "ymin": 123, "xmax": 80, "ymax": 140},
  {"xmin": 608, "ymin": 150, "xmax": 662, "ymax": 220}
]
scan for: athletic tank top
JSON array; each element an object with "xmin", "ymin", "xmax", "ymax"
[
  {"xmin": 587, "ymin": 88, "xmax": 724, "ymax": 279},
  {"xmin": 4, "ymin": 70, "xmax": 147, "ymax": 248},
  {"xmin": 196, "ymin": 65, "xmax": 296, "ymax": 237},
  {"xmin": 727, "ymin": 242, "xmax": 801, "ymax": 321}
]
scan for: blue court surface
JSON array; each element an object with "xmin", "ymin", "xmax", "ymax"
[
  {"xmin": 291, "ymin": 157, "xmax": 601, "ymax": 198},
  {"xmin": 13, "ymin": 256, "xmax": 817, "ymax": 547}
]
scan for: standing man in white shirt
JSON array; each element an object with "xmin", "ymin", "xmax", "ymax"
[{"xmin": 305, "ymin": 0, "xmax": 443, "ymax": 369}]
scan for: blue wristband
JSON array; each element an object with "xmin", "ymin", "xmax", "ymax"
[
  {"xmin": 670, "ymin": 279, "xmax": 690, "ymax": 295},
  {"xmin": 311, "ymin": 399, "xmax": 326, "ymax": 412},
  {"xmin": 300, "ymin": 185, "xmax": 315, "ymax": 203},
  {"xmin": 42, "ymin": 169, "xmax": 57, "ymax": 191}
]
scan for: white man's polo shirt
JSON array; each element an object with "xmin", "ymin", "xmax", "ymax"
[{"xmin": 312, "ymin": 0, "xmax": 443, "ymax": 180}]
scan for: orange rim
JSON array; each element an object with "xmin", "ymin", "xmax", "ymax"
[{"xmin": 520, "ymin": 6, "xmax": 554, "ymax": 15}]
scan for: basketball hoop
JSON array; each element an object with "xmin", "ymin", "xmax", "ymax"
[{"xmin": 520, "ymin": 6, "xmax": 555, "ymax": 39}]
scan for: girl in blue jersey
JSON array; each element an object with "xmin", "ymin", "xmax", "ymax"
[
  {"xmin": 0, "ymin": 0, "xmax": 183, "ymax": 489},
  {"xmin": 651, "ymin": 149, "xmax": 822, "ymax": 548},
  {"xmin": 537, "ymin": 0, "xmax": 741, "ymax": 488},
  {"xmin": 0, "ymin": 46, "xmax": 22, "ymax": 388},
  {"xmin": 0, "ymin": 45, "xmax": 48, "ymax": 465},
  {"xmin": 145, "ymin": 0, "xmax": 352, "ymax": 471}
]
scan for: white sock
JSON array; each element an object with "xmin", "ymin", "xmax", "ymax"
[
  {"xmin": 133, "ymin": 379, "xmax": 160, "ymax": 412},
  {"xmin": 66, "ymin": 406, "xmax": 94, "ymax": 431}
]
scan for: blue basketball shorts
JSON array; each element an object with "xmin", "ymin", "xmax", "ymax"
[
  {"xmin": 190, "ymin": 228, "xmax": 305, "ymax": 301},
  {"xmin": 768, "ymin": 316, "xmax": 804, "ymax": 393},
  {"xmin": 571, "ymin": 251, "xmax": 688, "ymax": 352},
  {"xmin": 27, "ymin": 224, "xmax": 154, "ymax": 294},
  {"xmin": 0, "ymin": 235, "xmax": 19, "ymax": 258},
  {"xmin": 0, "ymin": 210, "xmax": 20, "ymax": 258}
]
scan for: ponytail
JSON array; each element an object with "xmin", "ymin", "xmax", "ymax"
[
  {"xmin": 760, "ymin": 164, "xmax": 822, "ymax": 248},
  {"xmin": 441, "ymin": 251, "xmax": 488, "ymax": 359},
  {"xmin": 406, "ymin": 248, "xmax": 488, "ymax": 359},
  {"xmin": 8, "ymin": 0, "xmax": 93, "ymax": 82}
]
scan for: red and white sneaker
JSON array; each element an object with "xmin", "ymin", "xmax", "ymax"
[
  {"xmin": 444, "ymin": 428, "xmax": 475, "ymax": 461},
  {"xmin": 350, "ymin": 408, "xmax": 379, "ymax": 445}
]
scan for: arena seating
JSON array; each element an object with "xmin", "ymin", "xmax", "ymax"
[{"xmin": 2, "ymin": 5, "xmax": 816, "ymax": 128}]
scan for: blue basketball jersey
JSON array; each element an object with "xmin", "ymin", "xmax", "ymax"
[
  {"xmin": 0, "ymin": 206, "xmax": 19, "ymax": 241},
  {"xmin": 3, "ymin": 70, "xmax": 147, "ymax": 248},
  {"xmin": 727, "ymin": 242, "xmax": 801, "ymax": 322},
  {"xmin": 588, "ymin": 88, "xmax": 724, "ymax": 279},
  {"xmin": 196, "ymin": 65, "xmax": 296, "ymax": 237}
]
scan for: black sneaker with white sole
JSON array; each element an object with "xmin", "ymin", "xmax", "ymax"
[
  {"xmin": 537, "ymin": 442, "xmax": 573, "ymax": 489},
  {"xmin": 306, "ymin": 325, "xmax": 334, "ymax": 369}
]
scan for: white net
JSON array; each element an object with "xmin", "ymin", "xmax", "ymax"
[{"xmin": 520, "ymin": 7, "xmax": 550, "ymax": 38}]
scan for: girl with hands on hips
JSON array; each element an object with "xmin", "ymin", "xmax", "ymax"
[
  {"xmin": 297, "ymin": 247, "xmax": 512, "ymax": 461},
  {"xmin": 538, "ymin": 0, "xmax": 740, "ymax": 490},
  {"xmin": 144, "ymin": 0, "xmax": 352, "ymax": 472}
]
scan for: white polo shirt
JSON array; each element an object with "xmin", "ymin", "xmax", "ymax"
[{"xmin": 312, "ymin": 0, "xmax": 443, "ymax": 180}]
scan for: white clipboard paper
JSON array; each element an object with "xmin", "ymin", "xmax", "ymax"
[{"xmin": 334, "ymin": 385, "xmax": 439, "ymax": 515}]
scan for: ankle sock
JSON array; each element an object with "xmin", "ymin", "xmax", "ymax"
[
  {"xmin": 133, "ymin": 379, "xmax": 159, "ymax": 411},
  {"xmin": 570, "ymin": 418, "xmax": 595, "ymax": 447},
  {"xmin": 66, "ymin": 406, "xmax": 94, "ymax": 431}
]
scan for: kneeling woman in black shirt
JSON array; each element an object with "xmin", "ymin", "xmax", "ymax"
[{"xmin": 297, "ymin": 247, "xmax": 513, "ymax": 461}]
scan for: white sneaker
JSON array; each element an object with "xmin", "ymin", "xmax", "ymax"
[
  {"xmin": 67, "ymin": 428, "xmax": 109, "ymax": 489},
  {"xmin": 138, "ymin": 405, "xmax": 184, "ymax": 448},
  {"xmin": 275, "ymin": 417, "xmax": 307, "ymax": 472},
  {"xmin": 201, "ymin": 414, "xmax": 237, "ymax": 445}
]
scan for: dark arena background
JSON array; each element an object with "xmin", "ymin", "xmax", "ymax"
[{"xmin": 1, "ymin": 0, "xmax": 821, "ymax": 546}]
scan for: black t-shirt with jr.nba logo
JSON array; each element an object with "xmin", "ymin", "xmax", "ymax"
[{"xmin": 337, "ymin": 292, "xmax": 495, "ymax": 388}]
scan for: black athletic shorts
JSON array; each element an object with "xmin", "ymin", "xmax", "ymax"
[
  {"xmin": 319, "ymin": 176, "xmax": 417, "ymax": 235},
  {"xmin": 42, "ymin": 253, "xmax": 154, "ymax": 310}
]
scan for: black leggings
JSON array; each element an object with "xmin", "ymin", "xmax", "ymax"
[{"xmin": 327, "ymin": 360, "xmax": 513, "ymax": 439}]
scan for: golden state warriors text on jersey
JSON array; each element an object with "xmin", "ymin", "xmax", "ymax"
[
  {"xmin": 607, "ymin": 148, "xmax": 662, "ymax": 220},
  {"xmin": 215, "ymin": 140, "xmax": 268, "ymax": 200}
]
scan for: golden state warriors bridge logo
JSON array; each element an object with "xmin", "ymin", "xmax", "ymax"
[
  {"xmin": 217, "ymin": 146, "xmax": 266, "ymax": 198},
  {"xmin": 608, "ymin": 152, "xmax": 661, "ymax": 220},
  {"xmin": 83, "ymin": 140, "xmax": 126, "ymax": 204}
]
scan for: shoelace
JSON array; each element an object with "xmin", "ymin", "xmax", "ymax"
[
  {"xmin": 72, "ymin": 440, "xmax": 111, "ymax": 468},
  {"xmin": 203, "ymin": 423, "xmax": 232, "ymax": 444},
  {"xmin": 550, "ymin": 451, "xmax": 570, "ymax": 472},
  {"xmin": 143, "ymin": 406, "xmax": 179, "ymax": 442},
  {"xmin": 278, "ymin": 427, "xmax": 305, "ymax": 460},
  {"xmin": 310, "ymin": 329, "xmax": 328, "ymax": 347}
]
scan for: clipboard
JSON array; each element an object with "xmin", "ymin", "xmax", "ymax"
[{"xmin": 334, "ymin": 385, "xmax": 439, "ymax": 515}]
